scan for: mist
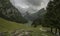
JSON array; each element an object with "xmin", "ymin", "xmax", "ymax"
[{"xmin": 10, "ymin": 0, "xmax": 50, "ymax": 16}]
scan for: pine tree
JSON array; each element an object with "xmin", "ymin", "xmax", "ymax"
[{"xmin": 44, "ymin": 0, "xmax": 60, "ymax": 35}]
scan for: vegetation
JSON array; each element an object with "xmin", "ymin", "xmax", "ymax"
[
  {"xmin": 44, "ymin": 0, "xmax": 60, "ymax": 35},
  {"xmin": 0, "ymin": 17, "xmax": 55, "ymax": 36},
  {"xmin": 0, "ymin": 0, "xmax": 60, "ymax": 36},
  {"xmin": 32, "ymin": 0, "xmax": 60, "ymax": 36}
]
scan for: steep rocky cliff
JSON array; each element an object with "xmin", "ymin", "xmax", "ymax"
[{"xmin": 0, "ymin": 0, "xmax": 27, "ymax": 23}]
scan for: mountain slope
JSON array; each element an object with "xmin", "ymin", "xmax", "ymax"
[
  {"xmin": 24, "ymin": 8, "xmax": 47, "ymax": 21},
  {"xmin": 0, "ymin": 0, "xmax": 27, "ymax": 23},
  {"xmin": 31, "ymin": 8, "xmax": 47, "ymax": 18}
]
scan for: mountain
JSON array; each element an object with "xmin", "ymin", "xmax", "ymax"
[
  {"xmin": 24, "ymin": 8, "xmax": 47, "ymax": 21},
  {"xmin": 24, "ymin": 12, "xmax": 34, "ymax": 21},
  {"xmin": 31, "ymin": 8, "xmax": 47, "ymax": 18},
  {"xmin": 0, "ymin": 0, "xmax": 27, "ymax": 23}
]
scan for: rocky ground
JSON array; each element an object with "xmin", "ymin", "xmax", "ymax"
[{"xmin": 0, "ymin": 29, "xmax": 33, "ymax": 36}]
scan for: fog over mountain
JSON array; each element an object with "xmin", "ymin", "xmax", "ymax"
[{"xmin": 10, "ymin": 0, "xmax": 50, "ymax": 16}]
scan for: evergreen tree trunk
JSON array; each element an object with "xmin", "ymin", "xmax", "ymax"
[
  {"xmin": 59, "ymin": 29, "xmax": 60, "ymax": 36},
  {"xmin": 55, "ymin": 28, "xmax": 57, "ymax": 35},
  {"xmin": 51, "ymin": 27, "xmax": 53, "ymax": 32}
]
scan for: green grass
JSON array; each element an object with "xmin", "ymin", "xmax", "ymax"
[{"xmin": 0, "ymin": 17, "xmax": 55, "ymax": 36}]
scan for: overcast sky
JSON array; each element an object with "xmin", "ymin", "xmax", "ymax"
[{"xmin": 10, "ymin": 0, "xmax": 50, "ymax": 15}]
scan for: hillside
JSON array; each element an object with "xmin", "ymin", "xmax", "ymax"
[
  {"xmin": 0, "ymin": 17, "xmax": 55, "ymax": 36},
  {"xmin": 0, "ymin": 17, "xmax": 32, "ymax": 32}
]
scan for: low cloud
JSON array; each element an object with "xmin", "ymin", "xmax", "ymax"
[{"xmin": 10, "ymin": 0, "xmax": 49, "ymax": 15}]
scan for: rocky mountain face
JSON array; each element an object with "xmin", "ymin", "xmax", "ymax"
[
  {"xmin": 0, "ymin": 0, "xmax": 27, "ymax": 23},
  {"xmin": 24, "ymin": 8, "xmax": 47, "ymax": 21}
]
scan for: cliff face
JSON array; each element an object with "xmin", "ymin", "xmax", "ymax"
[{"xmin": 0, "ymin": 0, "xmax": 27, "ymax": 23}]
